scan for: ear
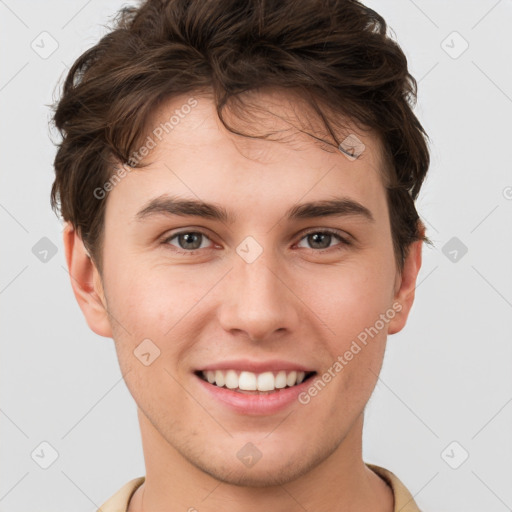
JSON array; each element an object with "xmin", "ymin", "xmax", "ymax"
[
  {"xmin": 62, "ymin": 222, "xmax": 113, "ymax": 338},
  {"xmin": 387, "ymin": 222, "xmax": 424, "ymax": 335}
]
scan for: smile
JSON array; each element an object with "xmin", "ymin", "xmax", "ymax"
[{"xmin": 196, "ymin": 369, "xmax": 317, "ymax": 394}]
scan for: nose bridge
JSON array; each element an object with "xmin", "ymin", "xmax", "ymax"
[{"xmin": 217, "ymin": 246, "xmax": 297, "ymax": 340}]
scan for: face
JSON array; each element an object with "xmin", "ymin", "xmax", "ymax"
[{"xmin": 70, "ymin": 89, "xmax": 419, "ymax": 487}]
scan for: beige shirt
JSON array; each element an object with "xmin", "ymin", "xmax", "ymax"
[{"xmin": 97, "ymin": 463, "xmax": 423, "ymax": 512}]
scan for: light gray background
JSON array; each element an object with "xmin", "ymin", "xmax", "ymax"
[{"xmin": 1, "ymin": 1, "xmax": 511, "ymax": 511}]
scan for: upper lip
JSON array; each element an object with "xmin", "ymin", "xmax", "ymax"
[{"xmin": 196, "ymin": 359, "xmax": 316, "ymax": 374}]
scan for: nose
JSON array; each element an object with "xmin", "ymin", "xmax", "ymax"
[{"xmin": 216, "ymin": 249, "xmax": 299, "ymax": 342}]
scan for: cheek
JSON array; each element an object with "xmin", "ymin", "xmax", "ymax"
[
  {"xmin": 104, "ymin": 269, "xmax": 196, "ymax": 412},
  {"xmin": 105, "ymin": 261, "xmax": 206, "ymax": 335},
  {"xmin": 305, "ymin": 257, "xmax": 396, "ymax": 341},
  {"xmin": 104, "ymin": 262, "xmax": 216, "ymax": 389},
  {"xmin": 300, "ymin": 251, "xmax": 395, "ymax": 407}
]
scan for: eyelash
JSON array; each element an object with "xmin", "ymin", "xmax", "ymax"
[{"xmin": 161, "ymin": 228, "xmax": 352, "ymax": 255}]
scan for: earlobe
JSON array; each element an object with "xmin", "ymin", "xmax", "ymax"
[
  {"xmin": 62, "ymin": 222, "xmax": 112, "ymax": 338},
  {"xmin": 387, "ymin": 233, "xmax": 424, "ymax": 336}
]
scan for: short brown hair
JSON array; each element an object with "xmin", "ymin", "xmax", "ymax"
[{"xmin": 50, "ymin": 0, "xmax": 432, "ymax": 274}]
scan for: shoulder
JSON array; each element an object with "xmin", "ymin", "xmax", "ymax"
[
  {"xmin": 96, "ymin": 476, "xmax": 145, "ymax": 512},
  {"xmin": 366, "ymin": 463, "xmax": 424, "ymax": 512}
]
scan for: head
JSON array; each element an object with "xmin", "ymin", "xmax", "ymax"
[{"xmin": 51, "ymin": 0, "xmax": 431, "ymax": 487}]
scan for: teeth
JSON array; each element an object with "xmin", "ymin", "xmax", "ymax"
[
  {"xmin": 257, "ymin": 371, "xmax": 275, "ymax": 391},
  {"xmin": 286, "ymin": 371, "xmax": 297, "ymax": 387},
  {"xmin": 214, "ymin": 370, "xmax": 225, "ymax": 387},
  {"xmin": 202, "ymin": 369, "xmax": 308, "ymax": 391},
  {"xmin": 239, "ymin": 371, "xmax": 257, "ymax": 390},
  {"xmin": 274, "ymin": 370, "xmax": 287, "ymax": 389},
  {"xmin": 225, "ymin": 370, "xmax": 238, "ymax": 389}
]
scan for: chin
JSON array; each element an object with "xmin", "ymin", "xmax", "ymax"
[
  {"xmin": 202, "ymin": 462, "xmax": 308, "ymax": 488},
  {"xmin": 189, "ymin": 445, "xmax": 325, "ymax": 488}
]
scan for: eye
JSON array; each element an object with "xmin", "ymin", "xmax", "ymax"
[
  {"xmin": 163, "ymin": 231, "xmax": 214, "ymax": 253},
  {"xmin": 161, "ymin": 228, "xmax": 351, "ymax": 255},
  {"xmin": 296, "ymin": 229, "xmax": 351, "ymax": 251}
]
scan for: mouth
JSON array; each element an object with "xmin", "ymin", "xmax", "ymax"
[{"xmin": 194, "ymin": 369, "xmax": 318, "ymax": 395}]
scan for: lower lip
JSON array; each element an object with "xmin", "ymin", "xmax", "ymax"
[{"xmin": 194, "ymin": 373, "xmax": 316, "ymax": 415}]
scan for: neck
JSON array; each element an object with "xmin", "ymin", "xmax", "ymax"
[{"xmin": 128, "ymin": 410, "xmax": 393, "ymax": 512}]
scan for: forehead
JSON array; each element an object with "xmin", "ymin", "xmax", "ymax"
[
  {"xmin": 106, "ymin": 89, "xmax": 389, "ymax": 223},
  {"xmin": 145, "ymin": 87, "xmax": 385, "ymax": 165}
]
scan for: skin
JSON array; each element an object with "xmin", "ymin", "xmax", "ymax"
[{"xmin": 63, "ymin": 89, "xmax": 423, "ymax": 512}]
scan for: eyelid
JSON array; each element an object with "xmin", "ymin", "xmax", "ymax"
[
  {"xmin": 294, "ymin": 227, "xmax": 352, "ymax": 249},
  {"xmin": 297, "ymin": 227, "xmax": 351, "ymax": 241},
  {"xmin": 162, "ymin": 228, "xmax": 217, "ymax": 253},
  {"xmin": 162, "ymin": 226, "xmax": 352, "ymax": 254}
]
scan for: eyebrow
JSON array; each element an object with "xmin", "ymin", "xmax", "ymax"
[{"xmin": 135, "ymin": 195, "xmax": 375, "ymax": 224}]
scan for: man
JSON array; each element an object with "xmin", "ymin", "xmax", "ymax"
[{"xmin": 51, "ymin": 0, "xmax": 431, "ymax": 510}]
